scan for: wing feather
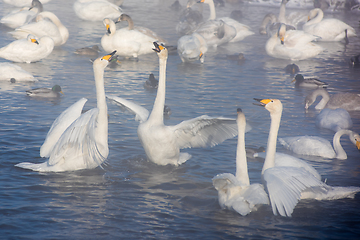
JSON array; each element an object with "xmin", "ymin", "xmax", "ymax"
[{"xmin": 107, "ymin": 95, "xmax": 149, "ymax": 123}]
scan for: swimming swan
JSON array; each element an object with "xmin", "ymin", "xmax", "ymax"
[
  {"xmin": 279, "ymin": 130, "xmax": 360, "ymax": 159},
  {"xmin": 177, "ymin": 32, "xmax": 208, "ymax": 63},
  {"xmin": 3, "ymin": 0, "xmax": 50, "ymax": 7},
  {"xmin": 265, "ymin": 24, "xmax": 323, "ymax": 61},
  {"xmin": 304, "ymin": 88, "xmax": 360, "ymax": 111},
  {"xmin": 0, "ymin": 0, "xmax": 43, "ymax": 29},
  {"xmin": 0, "ymin": 34, "xmax": 54, "ymax": 63},
  {"xmin": 254, "ymin": 98, "xmax": 360, "ymax": 217},
  {"xmin": 292, "ymin": 74, "xmax": 328, "ymax": 88},
  {"xmin": 212, "ymin": 108, "xmax": 269, "ymax": 216},
  {"xmin": 107, "ymin": 42, "xmax": 246, "ymax": 166},
  {"xmin": 0, "ymin": 62, "xmax": 36, "ymax": 81},
  {"xmin": 315, "ymin": 108, "xmax": 353, "ymax": 132},
  {"xmin": 10, "ymin": 11, "xmax": 69, "ymax": 46},
  {"xmin": 73, "ymin": 0, "xmax": 122, "ymax": 21},
  {"xmin": 303, "ymin": 8, "xmax": 356, "ymax": 42},
  {"xmin": 26, "ymin": 84, "xmax": 63, "ymax": 98},
  {"xmin": 15, "ymin": 51, "xmax": 116, "ymax": 172}
]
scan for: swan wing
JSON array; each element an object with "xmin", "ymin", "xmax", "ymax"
[
  {"xmin": 264, "ymin": 166, "xmax": 326, "ymax": 217},
  {"xmin": 172, "ymin": 115, "xmax": 251, "ymax": 149},
  {"xmin": 40, "ymin": 98, "xmax": 87, "ymax": 158},
  {"xmin": 106, "ymin": 95, "xmax": 149, "ymax": 123},
  {"xmin": 48, "ymin": 108, "xmax": 105, "ymax": 169}
]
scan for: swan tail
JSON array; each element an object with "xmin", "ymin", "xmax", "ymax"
[{"xmin": 15, "ymin": 161, "xmax": 48, "ymax": 172}]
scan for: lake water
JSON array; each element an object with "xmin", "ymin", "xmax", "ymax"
[{"xmin": 1, "ymin": 0, "xmax": 360, "ymax": 239}]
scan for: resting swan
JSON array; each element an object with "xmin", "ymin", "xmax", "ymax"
[
  {"xmin": 15, "ymin": 51, "xmax": 116, "ymax": 172},
  {"xmin": 254, "ymin": 98, "xmax": 360, "ymax": 217},
  {"xmin": 265, "ymin": 24, "xmax": 323, "ymax": 61},
  {"xmin": 73, "ymin": 0, "xmax": 122, "ymax": 21},
  {"xmin": 177, "ymin": 32, "xmax": 208, "ymax": 63},
  {"xmin": 303, "ymin": 8, "xmax": 356, "ymax": 42},
  {"xmin": 0, "ymin": 62, "xmax": 36, "ymax": 81},
  {"xmin": 212, "ymin": 108, "xmax": 269, "ymax": 216},
  {"xmin": 10, "ymin": 11, "xmax": 69, "ymax": 46},
  {"xmin": 304, "ymin": 88, "xmax": 360, "ymax": 111},
  {"xmin": 0, "ymin": 34, "xmax": 54, "ymax": 63},
  {"xmin": 107, "ymin": 42, "xmax": 246, "ymax": 166},
  {"xmin": 0, "ymin": 0, "xmax": 43, "ymax": 29},
  {"xmin": 279, "ymin": 130, "xmax": 360, "ymax": 159}
]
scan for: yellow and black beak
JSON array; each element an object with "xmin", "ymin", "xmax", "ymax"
[
  {"xmin": 253, "ymin": 98, "xmax": 271, "ymax": 107},
  {"xmin": 102, "ymin": 50, "xmax": 117, "ymax": 62},
  {"xmin": 31, "ymin": 38, "xmax": 39, "ymax": 45},
  {"xmin": 152, "ymin": 42, "xmax": 165, "ymax": 53},
  {"xmin": 356, "ymin": 140, "xmax": 360, "ymax": 150},
  {"xmin": 106, "ymin": 24, "xmax": 111, "ymax": 34}
]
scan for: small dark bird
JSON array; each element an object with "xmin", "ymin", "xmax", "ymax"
[
  {"xmin": 284, "ymin": 64, "xmax": 300, "ymax": 75},
  {"xmin": 26, "ymin": 85, "xmax": 63, "ymax": 98},
  {"xmin": 144, "ymin": 73, "xmax": 158, "ymax": 90}
]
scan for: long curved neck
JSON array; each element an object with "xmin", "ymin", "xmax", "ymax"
[
  {"xmin": 314, "ymin": 89, "xmax": 330, "ymax": 110},
  {"xmin": 333, "ymin": 129, "xmax": 352, "ymax": 160},
  {"xmin": 93, "ymin": 63, "xmax": 108, "ymax": 146},
  {"xmin": 235, "ymin": 114, "xmax": 250, "ymax": 186},
  {"xmin": 278, "ymin": 0, "xmax": 287, "ymax": 23},
  {"xmin": 124, "ymin": 16, "xmax": 134, "ymax": 30},
  {"xmin": 262, "ymin": 109, "xmax": 282, "ymax": 174},
  {"xmin": 41, "ymin": 12, "xmax": 69, "ymax": 44},
  {"xmin": 308, "ymin": 8, "xmax": 323, "ymax": 25},
  {"xmin": 148, "ymin": 55, "xmax": 167, "ymax": 124},
  {"xmin": 205, "ymin": 0, "xmax": 216, "ymax": 20}
]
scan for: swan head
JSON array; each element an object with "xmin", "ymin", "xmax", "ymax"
[
  {"xmin": 27, "ymin": 34, "xmax": 39, "ymax": 45},
  {"xmin": 153, "ymin": 42, "xmax": 168, "ymax": 59},
  {"xmin": 277, "ymin": 24, "xmax": 287, "ymax": 44},
  {"xmin": 94, "ymin": 51, "xmax": 117, "ymax": 67},
  {"xmin": 29, "ymin": 0, "xmax": 43, "ymax": 12},
  {"xmin": 236, "ymin": 108, "xmax": 246, "ymax": 125},
  {"xmin": 254, "ymin": 98, "xmax": 283, "ymax": 114},
  {"xmin": 349, "ymin": 132, "xmax": 360, "ymax": 150},
  {"xmin": 115, "ymin": 13, "xmax": 131, "ymax": 24},
  {"xmin": 103, "ymin": 19, "xmax": 113, "ymax": 34}
]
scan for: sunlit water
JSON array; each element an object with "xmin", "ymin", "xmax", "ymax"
[{"xmin": 1, "ymin": 0, "xmax": 360, "ymax": 239}]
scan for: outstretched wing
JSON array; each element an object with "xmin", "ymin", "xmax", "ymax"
[
  {"xmin": 107, "ymin": 95, "xmax": 149, "ymax": 123},
  {"xmin": 40, "ymin": 98, "xmax": 87, "ymax": 158},
  {"xmin": 172, "ymin": 115, "xmax": 251, "ymax": 149}
]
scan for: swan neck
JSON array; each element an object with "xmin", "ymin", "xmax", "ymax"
[
  {"xmin": 308, "ymin": 8, "xmax": 323, "ymax": 25},
  {"xmin": 125, "ymin": 16, "xmax": 134, "ymax": 30},
  {"xmin": 333, "ymin": 129, "xmax": 351, "ymax": 159},
  {"xmin": 207, "ymin": 0, "xmax": 216, "ymax": 20},
  {"xmin": 278, "ymin": 1, "xmax": 287, "ymax": 23},
  {"xmin": 262, "ymin": 110, "xmax": 282, "ymax": 174},
  {"xmin": 314, "ymin": 89, "xmax": 330, "ymax": 110},
  {"xmin": 235, "ymin": 115, "xmax": 250, "ymax": 186},
  {"xmin": 148, "ymin": 56, "xmax": 167, "ymax": 124}
]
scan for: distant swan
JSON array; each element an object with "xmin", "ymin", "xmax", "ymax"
[
  {"xmin": 315, "ymin": 108, "xmax": 353, "ymax": 132},
  {"xmin": 73, "ymin": 0, "xmax": 122, "ymax": 21},
  {"xmin": 265, "ymin": 24, "xmax": 323, "ymax": 61},
  {"xmin": 212, "ymin": 108, "xmax": 269, "ymax": 216},
  {"xmin": 292, "ymin": 74, "xmax": 328, "ymax": 88},
  {"xmin": 0, "ymin": 34, "xmax": 54, "ymax": 63},
  {"xmin": 177, "ymin": 32, "xmax": 207, "ymax": 63},
  {"xmin": 304, "ymin": 88, "xmax": 360, "ymax": 111},
  {"xmin": 107, "ymin": 42, "xmax": 246, "ymax": 166},
  {"xmin": 10, "ymin": 11, "xmax": 69, "ymax": 46},
  {"xmin": 0, "ymin": 0, "xmax": 43, "ymax": 29},
  {"xmin": 303, "ymin": 8, "xmax": 356, "ymax": 41},
  {"xmin": 0, "ymin": 62, "xmax": 36, "ymax": 81},
  {"xmin": 26, "ymin": 84, "xmax": 63, "ymax": 98},
  {"xmin": 254, "ymin": 98, "xmax": 360, "ymax": 217},
  {"xmin": 15, "ymin": 51, "xmax": 116, "ymax": 172},
  {"xmin": 3, "ymin": 0, "xmax": 50, "ymax": 7},
  {"xmin": 279, "ymin": 130, "xmax": 360, "ymax": 159}
]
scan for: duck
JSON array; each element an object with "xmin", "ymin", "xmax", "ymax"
[
  {"xmin": 254, "ymin": 98, "xmax": 360, "ymax": 217},
  {"xmin": 0, "ymin": 0, "xmax": 43, "ymax": 29},
  {"xmin": 176, "ymin": 0, "xmax": 204, "ymax": 35},
  {"xmin": 198, "ymin": 0, "xmax": 254, "ymax": 44},
  {"xmin": 15, "ymin": 51, "xmax": 116, "ymax": 172},
  {"xmin": 26, "ymin": 84, "xmax": 63, "ymax": 98},
  {"xmin": 144, "ymin": 73, "xmax": 158, "ymax": 90},
  {"xmin": 74, "ymin": 45, "xmax": 101, "ymax": 56},
  {"xmin": 304, "ymin": 88, "xmax": 360, "ymax": 111},
  {"xmin": 303, "ymin": 8, "xmax": 356, "ymax": 42},
  {"xmin": 177, "ymin": 32, "xmax": 207, "ymax": 63},
  {"xmin": 101, "ymin": 18, "xmax": 162, "ymax": 59},
  {"xmin": 0, "ymin": 62, "xmax": 36, "ymax": 82},
  {"xmin": 315, "ymin": 108, "xmax": 353, "ymax": 132},
  {"xmin": 265, "ymin": 24, "xmax": 324, "ymax": 61},
  {"xmin": 350, "ymin": 54, "xmax": 360, "ymax": 67},
  {"xmin": 73, "ymin": 0, "xmax": 122, "ymax": 21},
  {"xmin": 279, "ymin": 130, "xmax": 360, "ymax": 160},
  {"xmin": 284, "ymin": 63, "xmax": 299, "ymax": 75},
  {"xmin": 292, "ymin": 74, "xmax": 328, "ymax": 88},
  {"xmin": 10, "ymin": 11, "xmax": 69, "ymax": 46},
  {"xmin": 106, "ymin": 42, "xmax": 246, "ymax": 166},
  {"xmin": 0, "ymin": 34, "xmax": 54, "ymax": 63},
  {"xmin": 212, "ymin": 108, "xmax": 269, "ymax": 216},
  {"xmin": 226, "ymin": 53, "xmax": 245, "ymax": 65}
]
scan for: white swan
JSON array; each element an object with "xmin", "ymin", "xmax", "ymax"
[
  {"xmin": 26, "ymin": 84, "xmax": 63, "ymax": 98},
  {"xmin": 0, "ymin": 34, "xmax": 54, "ymax": 63},
  {"xmin": 212, "ymin": 108, "xmax": 269, "ymax": 216},
  {"xmin": 177, "ymin": 32, "xmax": 207, "ymax": 63},
  {"xmin": 73, "ymin": 0, "xmax": 122, "ymax": 22},
  {"xmin": 305, "ymin": 88, "xmax": 360, "ymax": 111},
  {"xmin": 107, "ymin": 42, "xmax": 246, "ymax": 166},
  {"xmin": 315, "ymin": 108, "xmax": 353, "ymax": 132},
  {"xmin": 279, "ymin": 130, "xmax": 360, "ymax": 159},
  {"xmin": 198, "ymin": 0, "xmax": 254, "ymax": 43},
  {"xmin": 3, "ymin": 0, "xmax": 51, "ymax": 7},
  {"xmin": 254, "ymin": 98, "xmax": 360, "ymax": 217},
  {"xmin": 266, "ymin": 24, "xmax": 324, "ymax": 61},
  {"xmin": 303, "ymin": 8, "xmax": 357, "ymax": 42},
  {"xmin": 0, "ymin": 0, "xmax": 43, "ymax": 29},
  {"xmin": 292, "ymin": 74, "xmax": 328, "ymax": 88},
  {"xmin": 15, "ymin": 51, "xmax": 116, "ymax": 172},
  {"xmin": 101, "ymin": 18, "xmax": 160, "ymax": 59},
  {"xmin": 0, "ymin": 62, "xmax": 36, "ymax": 81},
  {"xmin": 10, "ymin": 11, "xmax": 69, "ymax": 46}
]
